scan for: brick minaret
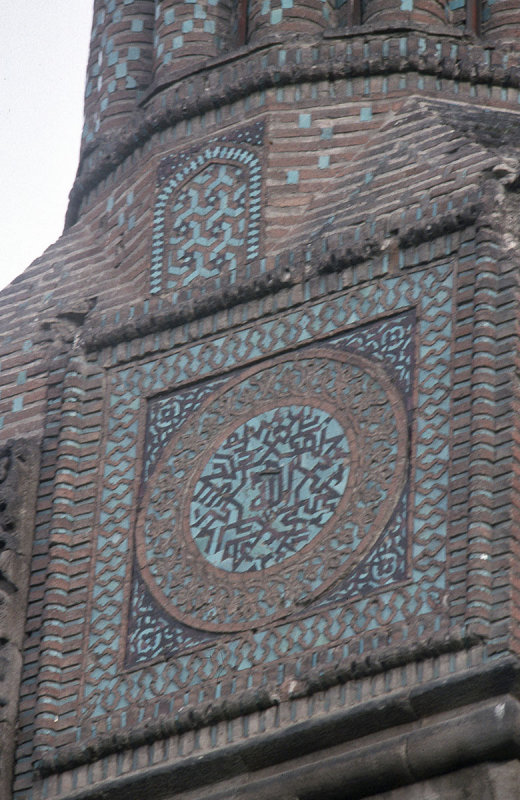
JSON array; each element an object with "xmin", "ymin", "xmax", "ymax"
[{"xmin": 3, "ymin": 2, "xmax": 520, "ymax": 798}]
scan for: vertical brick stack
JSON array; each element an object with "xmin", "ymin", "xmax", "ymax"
[
  {"xmin": 247, "ymin": 0, "xmax": 334, "ymax": 43},
  {"xmin": 153, "ymin": 0, "xmax": 226, "ymax": 83},
  {"xmin": 4, "ymin": 1, "xmax": 520, "ymax": 799},
  {"xmin": 0, "ymin": 442, "xmax": 39, "ymax": 800}
]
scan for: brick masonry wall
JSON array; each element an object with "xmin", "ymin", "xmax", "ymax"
[
  {"xmin": 362, "ymin": 0, "xmax": 446, "ymax": 26},
  {"xmin": 482, "ymin": 0, "xmax": 520, "ymax": 42},
  {"xmin": 3, "ymin": 7, "xmax": 520, "ymax": 800},
  {"xmin": 0, "ymin": 440, "xmax": 40, "ymax": 798}
]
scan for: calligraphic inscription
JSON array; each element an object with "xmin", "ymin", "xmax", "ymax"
[
  {"xmin": 133, "ymin": 344, "xmax": 408, "ymax": 642},
  {"xmin": 191, "ymin": 405, "xmax": 351, "ymax": 572}
]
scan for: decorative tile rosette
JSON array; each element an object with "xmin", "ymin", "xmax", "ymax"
[{"xmin": 136, "ymin": 347, "xmax": 408, "ymax": 633}]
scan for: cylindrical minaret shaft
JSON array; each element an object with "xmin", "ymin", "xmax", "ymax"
[{"xmin": 153, "ymin": 0, "xmax": 234, "ymax": 84}]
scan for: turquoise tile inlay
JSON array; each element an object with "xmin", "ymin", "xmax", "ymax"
[{"xmin": 12, "ymin": 396, "xmax": 23, "ymax": 412}]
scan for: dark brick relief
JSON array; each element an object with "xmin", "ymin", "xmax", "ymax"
[{"xmin": 8, "ymin": 2, "xmax": 520, "ymax": 797}]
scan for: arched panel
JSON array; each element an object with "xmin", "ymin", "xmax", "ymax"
[{"xmin": 151, "ymin": 125, "xmax": 264, "ymax": 299}]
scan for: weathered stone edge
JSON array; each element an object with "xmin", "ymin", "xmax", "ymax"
[
  {"xmin": 36, "ymin": 631, "xmax": 485, "ymax": 777},
  {"xmin": 38, "ymin": 653, "xmax": 520, "ymax": 800}
]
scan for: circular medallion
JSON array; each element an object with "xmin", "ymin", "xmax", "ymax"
[
  {"xmin": 136, "ymin": 348, "xmax": 408, "ymax": 632},
  {"xmin": 190, "ymin": 404, "xmax": 351, "ymax": 573}
]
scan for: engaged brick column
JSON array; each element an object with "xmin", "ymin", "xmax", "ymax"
[
  {"xmin": 153, "ymin": 0, "xmax": 231, "ymax": 84},
  {"xmin": 482, "ymin": 0, "xmax": 520, "ymax": 43},
  {"xmin": 248, "ymin": 0, "xmax": 335, "ymax": 44},
  {"xmin": 82, "ymin": 0, "xmax": 154, "ymax": 149},
  {"xmin": 362, "ymin": 0, "xmax": 446, "ymax": 26}
]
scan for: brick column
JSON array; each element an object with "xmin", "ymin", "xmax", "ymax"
[
  {"xmin": 362, "ymin": 0, "xmax": 447, "ymax": 26},
  {"xmin": 153, "ymin": 0, "xmax": 233, "ymax": 84},
  {"xmin": 482, "ymin": 0, "xmax": 520, "ymax": 43},
  {"xmin": 82, "ymin": 0, "xmax": 154, "ymax": 150},
  {"xmin": 0, "ymin": 441, "xmax": 40, "ymax": 800},
  {"xmin": 248, "ymin": 0, "xmax": 335, "ymax": 44}
]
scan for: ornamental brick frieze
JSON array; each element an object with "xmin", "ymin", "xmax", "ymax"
[
  {"xmin": 69, "ymin": 32, "xmax": 520, "ymax": 225},
  {"xmin": 83, "ymin": 200, "xmax": 479, "ymax": 354}
]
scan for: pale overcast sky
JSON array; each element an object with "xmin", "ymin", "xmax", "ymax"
[{"xmin": 0, "ymin": 2, "xmax": 94, "ymax": 291}]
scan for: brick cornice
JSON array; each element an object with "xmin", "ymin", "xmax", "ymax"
[{"xmin": 36, "ymin": 631, "xmax": 482, "ymax": 778}]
